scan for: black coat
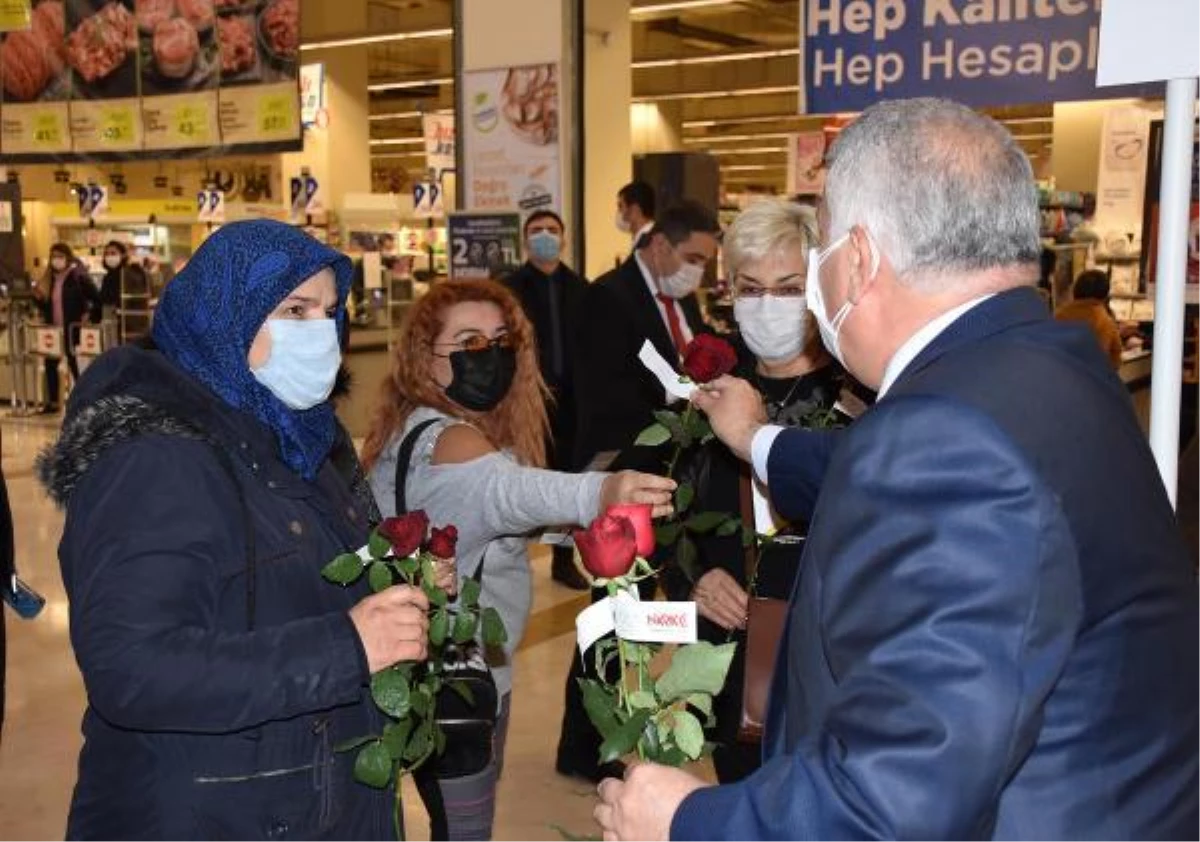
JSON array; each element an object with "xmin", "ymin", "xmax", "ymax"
[
  {"xmin": 37, "ymin": 263, "xmax": 101, "ymax": 330},
  {"xmin": 36, "ymin": 346, "xmax": 392, "ymax": 840},
  {"xmin": 502, "ymin": 260, "xmax": 588, "ymax": 469},
  {"xmin": 572, "ymin": 255, "xmax": 706, "ymax": 472}
]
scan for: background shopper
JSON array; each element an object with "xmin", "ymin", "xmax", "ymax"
[{"xmin": 31, "ymin": 243, "xmax": 99, "ymax": 413}]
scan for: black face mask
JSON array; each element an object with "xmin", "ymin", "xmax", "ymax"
[{"xmin": 445, "ymin": 345, "xmax": 517, "ymax": 412}]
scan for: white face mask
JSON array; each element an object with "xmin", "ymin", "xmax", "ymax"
[
  {"xmin": 657, "ymin": 259, "xmax": 705, "ymax": 300},
  {"xmin": 50, "ymin": 257, "xmax": 67, "ymax": 272},
  {"xmin": 251, "ymin": 318, "xmax": 341, "ymax": 410},
  {"xmin": 615, "ymin": 210, "xmax": 632, "ymax": 234},
  {"xmin": 734, "ymin": 294, "xmax": 808, "ymax": 363},
  {"xmin": 103, "ymin": 254, "xmax": 122, "ymax": 270},
  {"xmin": 806, "ymin": 231, "xmax": 880, "ymax": 367}
]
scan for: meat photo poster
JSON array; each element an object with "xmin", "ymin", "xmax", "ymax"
[
  {"xmin": 462, "ymin": 63, "xmax": 561, "ymax": 219},
  {"xmin": 0, "ymin": 0, "xmax": 300, "ymax": 160}
]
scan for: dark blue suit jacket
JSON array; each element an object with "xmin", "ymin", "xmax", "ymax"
[{"xmin": 672, "ymin": 287, "xmax": 1198, "ymax": 840}]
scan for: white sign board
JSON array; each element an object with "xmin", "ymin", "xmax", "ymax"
[
  {"xmin": 413, "ymin": 181, "xmax": 444, "ymax": 219},
  {"xmin": 32, "ymin": 327, "xmax": 63, "ymax": 358},
  {"xmin": 300, "ymin": 63, "xmax": 325, "ymax": 126},
  {"xmin": 1097, "ymin": 0, "xmax": 1200, "ymax": 86}
]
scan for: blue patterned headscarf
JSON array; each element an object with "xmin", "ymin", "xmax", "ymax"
[{"xmin": 152, "ymin": 219, "xmax": 352, "ymax": 480}]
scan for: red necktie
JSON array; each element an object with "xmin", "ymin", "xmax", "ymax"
[{"xmin": 657, "ymin": 293, "xmax": 688, "ymax": 358}]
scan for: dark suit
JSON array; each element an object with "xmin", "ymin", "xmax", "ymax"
[
  {"xmin": 573, "ymin": 255, "xmax": 706, "ymax": 473},
  {"xmin": 673, "ymin": 287, "xmax": 1198, "ymax": 839},
  {"xmin": 502, "ymin": 261, "xmax": 588, "ymax": 470}
]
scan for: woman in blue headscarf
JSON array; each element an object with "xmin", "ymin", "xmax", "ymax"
[{"xmin": 37, "ymin": 220, "xmax": 434, "ymax": 840}]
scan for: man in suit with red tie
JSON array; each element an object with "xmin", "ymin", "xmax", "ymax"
[{"xmin": 555, "ymin": 199, "xmax": 720, "ymax": 783}]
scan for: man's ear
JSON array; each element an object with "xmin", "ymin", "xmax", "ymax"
[{"xmin": 846, "ymin": 225, "xmax": 881, "ymax": 303}]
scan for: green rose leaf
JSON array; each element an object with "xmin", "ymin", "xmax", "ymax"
[
  {"xmin": 410, "ymin": 685, "xmax": 434, "ymax": 718},
  {"xmin": 674, "ymin": 482, "xmax": 695, "ymax": 513},
  {"xmin": 420, "ymin": 556, "xmax": 437, "ymax": 587},
  {"xmin": 653, "ymin": 410, "xmax": 687, "ymax": 440},
  {"xmin": 448, "ymin": 679, "xmax": 475, "ymax": 707},
  {"xmin": 656, "ymin": 745, "xmax": 689, "ymax": 768},
  {"xmin": 634, "ymin": 422, "xmax": 672, "ymax": 447},
  {"xmin": 675, "ymin": 532, "xmax": 700, "ymax": 583},
  {"xmin": 627, "ymin": 690, "xmax": 657, "ymax": 710},
  {"xmin": 428, "ymin": 585, "xmax": 448, "ymax": 608},
  {"xmin": 683, "ymin": 410, "xmax": 711, "ymax": 441},
  {"xmin": 578, "ymin": 678, "xmax": 620, "ymax": 739},
  {"xmin": 370, "ymin": 668, "xmax": 411, "ymax": 719},
  {"xmin": 398, "ymin": 556, "xmax": 420, "ymax": 580},
  {"xmin": 368, "ymin": 561, "xmax": 393, "ymax": 593},
  {"xmin": 452, "ymin": 610, "xmax": 477, "ymax": 644},
  {"xmin": 382, "ymin": 720, "xmax": 413, "ymax": 760},
  {"xmin": 685, "ymin": 511, "xmax": 729, "ymax": 534},
  {"xmin": 715, "ymin": 518, "xmax": 741, "ymax": 537},
  {"xmin": 404, "ymin": 719, "xmax": 434, "ymax": 764},
  {"xmin": 321, "ymin": 553, "xmax": 364, "ymax": 585},
  {"xmin": 655, "ymin": 641, "xmax": 738, "ymax": 702},
  {"xmin": 685, "ymin": 692, "xmax": 714, "ymax": 718},
  {"xmin": 353, "ymin": 741, "xmax": 393, "ymax": 789},
  {"xmin": 654, "ymin": 521, "xmax": 683, "ymax": 547},
  {"xmin": 673, "ymin": 710, "xmax": 705, "ymax": 760},
  {"xmin": 368, "ymin": 531, "xmax": 392, "ymax": 561},
  {"xmin": 481, "ymin": 606, "xmax": 508, "ymax": 645},
  {"xmin": 333, "ymin": 734, "xmax": 375, "ymax": 753},
  {"xmin": 430, "ymin": 607, "xmax": 449, "ymax": 647},
  {"xmin": 434, "ymin": 722, "xmax": 447, "ymax": 757},
  {"xmin": 460, "ymin": 576, "xmax": 482, "ymax": 608},
  {"xmin": 598, "ymin": 708, "xmax": 652, "ymax": 764}
]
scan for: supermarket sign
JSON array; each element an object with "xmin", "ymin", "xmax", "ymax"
[{"xmin": 798, "ymin": 0, "xmax": 1163, "ymax": 115}]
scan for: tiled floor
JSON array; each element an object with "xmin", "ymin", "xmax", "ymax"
[{"xmin": 0, "ymin": 416, "xmax": 705, "ymax": 841}]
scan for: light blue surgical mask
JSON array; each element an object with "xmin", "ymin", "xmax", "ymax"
[
  {"xmin": 529, "ymin": 231, "xmax": 562, "ymax": 263},
  {"xmin": 251, "ymin": 318, "xmax": 341, "ymax": 410}
]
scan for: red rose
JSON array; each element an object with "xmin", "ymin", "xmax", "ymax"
[
  {"xmin": 605, "ymin": 503, "xmax": 655, "ymax": 558},
  {"xmin": 574, "ymin": 514, "xmax": 638, "ymax": 580},
  {"xmin": 378, "ymin": 511, "xmax": 430, "ymax": 558},
  {"xmin": 427, "ymin": 524, "xmax": 458, "ymax": 559},
  {"xmin": 682, "ymin": 334, "xmax": 738, "ymax": 384}
]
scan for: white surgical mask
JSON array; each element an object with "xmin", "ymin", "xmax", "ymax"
[
  {"xmin": 251, "ymin": 318, "xmax": 341, "ymax": 410},
  {"xmin": 734, "ymin": 294, "xmax": 808, "ymax": 363},
  {"xmin": 806, "ymin": 231, "xmax": 879, "ymax": 367},
  {"xmin": 657, "ymin": 260, "xmax": 704, "ymax": 299},
  {"xmin": 615, "ymin": 210, "xmax": 632, "ymax": 234},
  {"xmin": 103, "ymin": 255, "xmax": 121, "ymax": 270}
]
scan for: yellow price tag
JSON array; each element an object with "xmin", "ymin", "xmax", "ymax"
[
  {"xmin": 0, "ymin": 0, "xmax": 31, "ymax": 33},
  {"xmin": 172, "ymin": 102, "xmax": 209, "ymax": 143},
  {"xmin": 32, "ymin": 112, "xmax": 62, "ymax": 147},
  {"xmin": 100, "ymin": 107, "xmax": 135, "ymax": 146},
  {"xmin": 256, "ymin": 93, "xmax": 295, "ymax": 135}
]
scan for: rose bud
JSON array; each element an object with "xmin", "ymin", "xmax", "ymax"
[
  {"xmin": 605, "ymin": 503, "xmax": 655, "ymax": 558},
  {"xmin": 682, "ymin": 334, "xmax": 738, "ymax": 384},
  {"xmin": 574, "ymin": 513, "xmax": 638, "ymax": 580},
  {"xmin": 378, "ymin": 510, "xmax": 430, "ymax": 558},
  {"xmin": 427, "ymin": 524, "xmax": 458, "ymax": 559}
]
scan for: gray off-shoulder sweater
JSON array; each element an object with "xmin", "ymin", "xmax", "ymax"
[{"xmin": 367, "ymin": 406, "xmax": 608, "ymax": 698}]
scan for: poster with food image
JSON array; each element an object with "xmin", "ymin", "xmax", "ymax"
[
  {"xmin": 463, "ymin": 62, "xmax": 561, "ymax": 217},
  {"xmin": 137, "ymin": 0, "xmax": 219, "ymax": 96},
  {"xmin": 0, "ymin": 0, "xmax": 298, "ymax": 160}
]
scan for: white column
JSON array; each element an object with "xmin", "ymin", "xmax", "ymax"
[{"xmin": 1147, "ymin": 78, "xmax": 1199, "ymax": 503}]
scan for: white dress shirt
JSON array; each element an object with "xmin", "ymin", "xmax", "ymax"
[
  {"xmin": 632, "ymin": 221, "xmax": 655, "ymax": 251},
  {"xmin": 635, "ymin": 250, "xmax": 695, "ymax": 354},
  {"xmin": 749, "ymin": 294, "xmax": 995, "ymax": 484}
]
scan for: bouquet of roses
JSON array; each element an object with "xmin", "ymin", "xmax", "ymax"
[{"xmin": 321, "ymin": 511, "xmax": 507, "ymax": 838}]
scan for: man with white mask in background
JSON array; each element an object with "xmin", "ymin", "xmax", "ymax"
[{"xmin": 616, "ymin": 181, "xmax": 656, "ymax": 253}]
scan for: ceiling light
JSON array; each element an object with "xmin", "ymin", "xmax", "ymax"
[
  {"xmin": 303, "ymin": 28, "xmax": 452, "ymax": 51},
  {"xmin": 634, "ymin": 84, "xmax": 798, "ymax": 103},
  {"xmin": 722, "ymin": 164, "xmax": 788, "ymax": 172},
  {"xmin": 1010, "ymin": 133, "xmax": 1054, "ymax": 141},
  {"xmin": 631, "ymin": 0, "xmax": 737, "ymax": 15},
  {"xmin": 371, "ymin": 152, "xmax": 426, "ymax": 159},
  {"xmin": 1000, "ymin": 116, "xmax": 1054, "ymax": 125},
  {"xmin": 706, "ymin": 147, "xmax": 787, "ymax": 155},
  {"xmin": 683, "ymin": 114, "xmax": 805, "ymax": 128},
  {"xmin": 683, "ymin": 132, "xmax": 795, "ymax": 143},
  {"xmin": 369, "ymin": 138, "xmax": 425, "ymax": 146},
  {"xmin": 633, "ymin": 47, "xmax": 799, "ymax": 69},
  {"xmin": 368, "ymin": 77, "xmax": 453, "ymax": 93}
]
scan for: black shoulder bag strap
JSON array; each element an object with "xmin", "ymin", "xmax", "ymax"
[{"xmin": 393, "ymin": 418, "xmax": 492, "ymax": 841}]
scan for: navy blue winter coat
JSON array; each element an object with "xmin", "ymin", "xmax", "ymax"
[{"xmin": 38, "ymin": 345, "xmax": 393, "ymax": 840}]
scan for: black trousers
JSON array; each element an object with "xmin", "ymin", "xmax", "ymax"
[{"xmin": 44, "ymin": 351, "xmax": 79, "ymax": 407}]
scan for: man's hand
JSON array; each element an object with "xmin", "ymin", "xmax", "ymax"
[
  {"xmin": 349, "ymin": 585, "xmax": 429, "ymax": 673},
  {"xmin": 594, "ymin": 763, "xmax": 707, "ymax": 841},
  {"xmin": 693, "ymin": 568, "xmax": 749, "ymax": 631},
  {"xmin": 690, "ymin": 375, "xmax": 768, "ymax": 463}
]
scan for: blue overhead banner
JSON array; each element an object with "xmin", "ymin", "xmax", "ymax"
[{"xmin": 799, "ymin": 0, "xmax": 1163, "ymax": 115}]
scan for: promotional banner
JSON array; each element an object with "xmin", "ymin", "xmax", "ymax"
[
  {"xmin": 798, "ymin": 0, "xmax": 1163, "ymax": 115},
  {"xmin": 447, "ymin": 212, "xmax": 521, "ymax": 280},
  {"xmin": 0, "ymin": 0, "xmax": 301, "ymax": 161},
  {"xmin": 786, "ymin": 130, "xmax": 826, "ymax": 196},
  {"xmin": 462, "ymin": 62, "xmax": 560, "ymax": 217},
  {"xmin": 422, "ymin": 111, "xmax": 455, "ymax": 178},
  {"xmin": 1093, "ymin": 103, "xmax": 1161, "ymax": 248}
]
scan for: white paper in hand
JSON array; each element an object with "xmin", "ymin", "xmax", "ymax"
[{"xmin": 638, "ymin": 340, "xmax": 696, "ymax": 402}]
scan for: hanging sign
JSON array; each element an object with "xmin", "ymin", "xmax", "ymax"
[
  {"xmin": 77, "ymin": 184, "xmax": 108, "ymax": 218},
  {"xmin": 196, "ymin": 188, "xmax": 226, "ymax": 223},
  {"xmin": 447, "ymin": 212, "xmax": 521, "ymax": 280},
  {"xmin": 413, "ymin": 180, "xmax": 444, "ymax": 219},
  {"xmin": 422, "ymin": 112, "xmax": 456, "ymax": 178},
  {"xmin": 798, "ymin": 0, "xmax": 1163, "ymax": 115}
]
